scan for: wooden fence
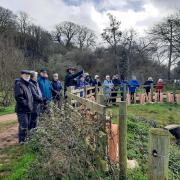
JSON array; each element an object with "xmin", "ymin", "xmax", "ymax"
[{"xmin": 66, "ymin": 86, "xmax": 174, "ymax": 179}]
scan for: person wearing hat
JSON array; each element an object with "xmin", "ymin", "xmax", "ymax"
[
  {"xmin": 38, "ymin": 68, "xmax": 52, "ymax": 103},
  {"xmin": 29, "ymin": 71, "xmax": 43, "ymax": 129},
  {"xmin": 64, "ymin": 66, "xmax": 83, "ymax": 96},
  {"xmin": 14, "ymin": 70, "xmax": 33, "ymax": 144}
]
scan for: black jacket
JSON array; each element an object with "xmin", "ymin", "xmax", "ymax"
[
  {"xmin": 64, "ymin": 70, "xmax": 83, "ymax": 92},
  {"xmin": 30, "ymin": 80, "xmax": 43, "ymax": 114},
  {"xmin": 14, "ymin": 78, "xmax": 33, "ymax": 113}
]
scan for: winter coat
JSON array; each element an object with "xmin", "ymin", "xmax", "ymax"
[
  {"xmin": 103, "ymin": 80, "xmax": 114, "ymax": 97},
  {"xmin": 92, "ymin": 79, "xmax": 102, "ymax": 87},
  {"xmin": 112, "ymin": 79, "xmax": 120, "ymax": 91},
  {"xmin": 76, "ymin": 79, "xmax": 85, "ymax": 97},
  {"xmin": 64, "ymin": 70, "xmax": 83, "ymax": 92},
  {"xmin": 30, "ymin": 79, "xmax": 43, "ymax": 114},
  {"xmin": 128, "ymin": 80, "xmax": 140, "ymax": 93},
  {"xmin": 144, "ymin": 80, "xmax": 153, "ymax": 92},
  {"xmin": 51, "ymin": 80, "xmax": 62, "ymax": 98},
  {"xmin": 120, "ymin": 80, "xmax": 128, "ymax": 92},
  {"xmin": 14, "ymin": 78, "xmax": 33, "ymax": 113},
  {"xmin": 156, "ymin": 81, "xmax": 164, "ymax": 92},
  {"xmin": 38, "ymin": 76, "xmax": 52, "ymax": 101},
  {"xmin": 85, "ymin": 76, "xmax": 93, "ymax": 86}
]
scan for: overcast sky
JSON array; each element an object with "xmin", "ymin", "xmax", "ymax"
[{"xmin": 0, "ymin": 0, "xmax": 179, "ymax": 35}]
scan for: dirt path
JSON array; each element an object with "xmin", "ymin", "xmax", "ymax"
[
  {"xmin": 0, "ymin": 113, "xmax": 17, "ymax": 123},
  {"xmin": 0, "ymin": 113, "xmax": 18, "ymax": 149}
]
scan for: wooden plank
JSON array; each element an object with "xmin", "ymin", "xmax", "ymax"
[{"xmin": 67, "ymin": 91, "xmax": 106, "ymax": 115}]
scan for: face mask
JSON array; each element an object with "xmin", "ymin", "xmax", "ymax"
[{"xmin": 23, "ymin": 77, "xmax": 30, "ymax": 82}]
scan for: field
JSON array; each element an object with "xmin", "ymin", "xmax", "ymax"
[{"xmin": 0, "ymin": 103, "xmax": 179, "ymax": 179}]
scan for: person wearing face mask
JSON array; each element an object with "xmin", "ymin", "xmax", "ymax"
[
  {"xmin": 38, "ymin": 68, "xmax": 52, "ymax": 103},
  {"xmin": 14, "ymin": 70, "xmax": 33, "ymax": 144},
  {"xmin": 29, "ymin": 71, "xmax": 43, "ymax": 129}
]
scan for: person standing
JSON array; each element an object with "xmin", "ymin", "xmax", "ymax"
[
  {"xmin": 143, "ymin": 77, "xmax": 154, "ymax": 96},
  {"xmin": 51, "ymin": 73, "xmax": 62, "ymax": 107},
  {"xmin": 14, "ymin": 70, "xmax": 33, "ymax": 144},
  {"xmin": 156, "ymin": 79, "xmax": 164, "ymax": 101},
  {"xmin": 112, "ymin": 75, "xmax": 120, "ymax": 103},
  {"xmin": 128, "ymin": 76, "xmax": 140, "ymax": 103},
  {"xmin": 64, "ymin": 66, "xmax": 83, "ymax": 96},
  {"xmin": 30, "ymin": 71, "xmax": 43, "ymax": 129},
  {"xmin": 103, "ymin": 75, "xmax": 114, "ymax": 104},
  {"xmin": 38, "ymin": 68, "xmax": 52, "ymax": 102},
  {"xmin": 76, "ymin": 75, "xmax": 86, "ymax": 97}
]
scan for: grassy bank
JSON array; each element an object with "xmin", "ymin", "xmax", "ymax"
[
  {"xmin": 0, "ymin": 106, "xmax": 15, "ymax": 116},
  {"xmin": 110, "ymin": 103, "xmax": 180, "ymax": 126},
  {"xmin": 0, "ymin": 145, "xmax": 35, "ymax": 180}
]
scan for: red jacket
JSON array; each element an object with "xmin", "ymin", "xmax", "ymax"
[{"xmin": 156, "ymin": 81, "xmax": 164, "ymax": 92}]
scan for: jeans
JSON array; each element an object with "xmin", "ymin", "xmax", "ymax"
[
  {"xmin": 30, "ymin": 112, "xmax": 38, "ymax": 129},
  {"xmin": 17, "ymin": 113, "xmax": 31, "ymax": 143}
]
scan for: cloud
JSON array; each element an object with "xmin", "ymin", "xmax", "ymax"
[{"xmin": 0, "ymin": 0, "xmax": 179, "ymax": 37}]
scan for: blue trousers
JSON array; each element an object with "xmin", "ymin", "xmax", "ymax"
[
  {"xmin": 17, "ymin": 113, "xmax": 31, "ymax": 143},
  {"xmin": 30, "ymin": 112, "xmax": 38, "ymax": 129}
]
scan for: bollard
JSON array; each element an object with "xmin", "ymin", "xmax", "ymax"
[
  {"xmin": 119, "ymin": 101, "xmax": 127, "ymax": 180},
  {"xmin": 148, "ymin": 128, "xmax": 170, "ymax": 180}
]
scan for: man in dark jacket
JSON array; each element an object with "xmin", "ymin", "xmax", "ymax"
[
  {"xmin": 64, "ymin": 67, "xmax": 83, "ymax": 96},
  {"xmin": 14, "ymin": 70, "xmax": 33, "ymax": 144},
  {"xmin": 30, "ymin": 71, "xmax": 43, "ymax": 129}
]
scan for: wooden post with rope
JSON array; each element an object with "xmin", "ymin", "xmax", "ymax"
[
  {"xmin": 119, "ymin": 101, "xmax": 127, "ymax": 180},
  {"xmin": 148, "ymin": 128, "xmax": 170, "ymax": 180}
]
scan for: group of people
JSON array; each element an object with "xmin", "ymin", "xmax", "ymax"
[
  {"xmin": 14, "ymin": 69, "xmax": 62, "ymax": 144},
  {"xmin": 14, "ymin": 65, "xmax": 165, "ymax": 144}
]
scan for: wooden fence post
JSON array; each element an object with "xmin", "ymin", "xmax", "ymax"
[
  {"xmin": 119, "ymin": 101, "xmax": 127, "ymax": 180},
  {"xmin": 148, "ymin": 128, "xmax": 170, "ymax": 180},
  {"xmin": 95, "ymin": 85, "xmax": 98, "ymax": 100},
  {"xmin": 151, "ymin": 83, "xmax": 154, "ymax": 102},
  {"xmin": 96, "ymin": 94, "xmax": 105, "ymax": 105},
  {"xmin": 84, "ymin": 86, "xmax": 87, "ymax": 99}
]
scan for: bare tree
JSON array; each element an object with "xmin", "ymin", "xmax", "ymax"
[
  {"xmin": 101, "ymin": 13, "xmax": 123, "ymax": 75},
  {"xmin": 55, "ymin": 21, "xmax": 78, "ymax": 48},
  {"xmin": 148, "ymin": 14, "xmax": 180, "ymax": 80},
  {"xmin": 0, "ymin": 6, "xmax": 16, "ymax": 33},
  {"xmin": 76, "ymin": 25, "xmax": 96, "ymax": 50}
]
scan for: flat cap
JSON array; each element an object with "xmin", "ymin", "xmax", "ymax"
[{"xmin": 20, "ymin": 70, "xmax": 31, "ymax": 74}]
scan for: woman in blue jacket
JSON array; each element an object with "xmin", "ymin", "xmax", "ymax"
[{"xmin": 128, "ymin": 76, "xmax": 140, "ymax": 103}]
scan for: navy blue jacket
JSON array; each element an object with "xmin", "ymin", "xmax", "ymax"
[
  {"xmin": 144, "ymin": 80, "xmax": 153, "ymax": 92},
  {"xmin": 51, "ymin": 80, "xmax": 62, "ymax": 97},
  {"xmin": 14, "ymin": 78, "xmax": 33, "ymax": 113}
]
